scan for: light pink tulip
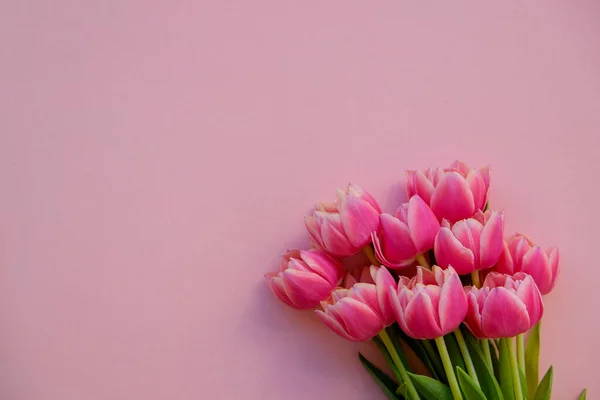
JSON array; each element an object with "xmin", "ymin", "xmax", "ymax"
[
  {"xmin": 434, "ymin": 210, "xmax": 505, "ymax": 275},
  {"xmin": 464, "ymin": 272, "xmax": 544, "ymax": 338},
  {"xmin": 317, "ymin": 266, "xmax": 396, "ymax": 341},
  {"xmin": 389, "ymin": 265, "xmax": 467, "ymax": 339},
  {"xmin": 265, "ymin": 249, "xmax": 343, "ymax": 309},
  {"xmin": 305, "ymin": 184, "xmax": 381, "ymax": 257},
  {"xmin": 494, "ymin": 234, "xmax": 559, "ymax": 295},
  {"xmin": 406, "ymin": 160, "xmax": 491, "ymax": 223},
  {"xmin": 371, "ymin": 195, "xmax": 440, "ymax": 268}
]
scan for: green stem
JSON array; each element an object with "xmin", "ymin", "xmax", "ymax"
[
  {"xmin": 454, "ymin": 329, "xmax": 479, "ymax": 386},
  {"xmin": 435, "ymin": 336, "xmax": 463, "ymax": 400},
  {"xmin": 517, "ymin": 333, "xmax": 526, "ymax": 380},
  {"xmin": 509, "ymin": 337, "xmax": 524, "ymax": 400},
  {"xmin": 471, "ymin": 270, "xmax": 481, "ymax": 288},
  {"xmin": 481, "ymin": 339, "xmax": 494, "ymax": 372},
  {"xmin": 415, "ymin": 253, "xmax": 430, "ymax": 269},
  {"xmin": 378, "ymin": 330, "xmax": 420, "ymax": 400},
  {"xmin": 363, "ymin": 245, "xmax": 380, "ymax": 266}
]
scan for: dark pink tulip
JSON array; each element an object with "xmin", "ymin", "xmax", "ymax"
[
  {"xmin": 464, "ymin": 272, "xmax": 544, "ymax": 338},
  {"xmin": 372, "ymin": 195, "xmax": 440, "ymax": 268},
  {"xmin": 434, "ymin": 210, "xmax": 505, "ymax": 275},
  {"xmin": 494, "ymin": 234, "xmax": 559, "ymax": 295},
  {"xmin": 406, "ymin": 160, "xmax": 491, "ymax": 223},
  {"xmin": 317, "ymin": 266, "xmax": 396, "ymax": 341},
  {"xmin": 389, "ymin": 265, "xmax": 467, "ymax": 339},
  {"xmin": 305, "ymin": 184, "xmax": 381, "ymax": 257},
  {"xmin": 265, "ymin": 249, "xmax": 343, "ymax": 309}
]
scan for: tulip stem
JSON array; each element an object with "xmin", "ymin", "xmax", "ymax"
[
  {"xmin": 363, "ymin": 245, "xmax": 380, "ymax": 266},
  {"xmin": 378, "ymin": 330, "xmax": 420, "ymax": 400},
  {"xmin": 517, "ymin": 333, "xmax": 526, "ymax": 380},
  {"xmin": 415, "ymin": 253, "xmax": 430, "ymax": 269},
  {"xmin": 454, "ymin": 328, "xmax": 479, "ymax": 386},
  {"xmin": 481, "ymin": 339, "xmax": 494, "ymax": 372},
  {"xmin": 471, "ymin": 270, "xmax": 481, "ymax": 288},
  {"xmin": 509, "ymin": 337, "xmax": 524, "ymax": 400},
  {"xmin": 435, "ymin": 336, "xmax": 463, "ymax": 400}
]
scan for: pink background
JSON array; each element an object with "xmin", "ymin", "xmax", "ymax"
[{"xmin": 1, "ymin": 1, "xmax": 599, "ymax": 399}]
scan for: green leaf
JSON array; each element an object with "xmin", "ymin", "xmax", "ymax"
[
  {"xmin": 388, "ymin": 326, "xmax": 412, "ymax": 371},
  {"xmin": 406, "ymin": 372, "xmax": 452, "ymax": 400},
  {"xmin": 577, "ymin": 388, "xmax": 587, "ymax": 400},
  {"xmin": 525, "ymin": 322, "xmax": 541, "ymax": 398},
  {"xmin": 498, "ymin": 338, "xmax": 515, "ymax": 400},
  {"xmin": 396, "ymin": 383, "xmax": 407, "ymax": 399},
  {"xmin": 533, "ymin": 366, "xmax": 553, "ymax": 400},
  {"xmin": 444, "ymin": 333, "xmax": 466, "ymax": 372},
  {"xmin": 519, "ymin": 366, "xmax": 529, "ymax": 400},
  {"xmin": 394, "ymin": 326, "xmax": 443, "ymax": 381},
  {"xmin": 459, "ymin": 327, "xmax": 503, "ymax": 400},
  {"xmin": 358, "ymin": 353, "xmax": 401, "ymax": 400},
  {"xmin": 456, "ymin": 367, "xmax": 487, "ymax": 400}
]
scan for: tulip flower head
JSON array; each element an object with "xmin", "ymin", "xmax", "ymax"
[
  {"xmin": 305, "ymin": 184, "xmax": 382, "ymax": 257},
  {"xmin": 434, "ymin": 210, "xmax": 505, "ymax": 275},
  {"xmin": 494, "ymin": 234, "xmax": 559, "ymax": 295},
  {"xmin": 317, "ymin": 266, "xmax": 396, "ymax": 341},
  {"xmin": 389, "ymin": 265, "xmax": 468, "ymax": 339},
  {"xmin": 372, "ymin": 195, "xmax": 440, "ymax": 268},
  {"xmin": 406, "ymin": 160, "xmax": 490, "ymax": 223},
  {"xmin": 464, "ymin": 272, "xmax": 544, "ymax": 338},
  {"xmin": 265, "ymin": 249, "xmax": 343, "ymax": 309}
]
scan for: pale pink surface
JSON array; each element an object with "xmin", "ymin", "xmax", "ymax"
[{"xmin": 0, "ymin": 1, "xmax": 599, "ymax": 399}]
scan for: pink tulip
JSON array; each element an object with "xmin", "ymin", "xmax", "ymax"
[
  {"xmin": 494, "ymin": 234, "xmax": 559, "ymax": 295},
  {"xmin": 464, "ymin": 272, "xmax": 544, "ymax": 338},
  {"xmin": 305, "ymin": 184, "xmax": 382, "ymax": 257},
  {"xmin": 434, "ymin": 210, "xmax": 505, "ymax": 275},
  {"xmin": 389, "ymin": 265, "xmax": 467, "ymax": 339},
  {"xmin": 371, "ymin": 195, "xmax": 440, "ymax": 268},
  {"xmin": 406, "ymin": 160, "xmax": 491, "ymax": 222},
  {"xmin": 317, "ymin": 266, "xmax": 396, "ymax": 341},
  {"xmin": 265, "ymin": 249, "xmax": 343, "ymax": 309}
]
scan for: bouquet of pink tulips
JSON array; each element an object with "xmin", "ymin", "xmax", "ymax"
[{"xmin": 265, "ymin": 161, "xmax": 587, "ymax": 400}]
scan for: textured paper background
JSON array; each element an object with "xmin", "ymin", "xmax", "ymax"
[{"xmin": 1, "ymin": 1, "xmax": 599, "ymax": 399}]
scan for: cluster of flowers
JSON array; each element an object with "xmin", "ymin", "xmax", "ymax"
[{"xmin": 265, "ymin": 161, "xmax": 585, "ymax": 400}]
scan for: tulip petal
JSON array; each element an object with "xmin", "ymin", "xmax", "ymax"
[
  {"xmin": 465, "ymin": 290, "xmax": 486, "ymax": 338},
  {"xmin": 282, "ymin": 269, "xmax": 332, "ymax": 308},
  {"xmin": 547, "ymin": 247, "xmax": 559, "ymax": 293},
  {"xmin": 479, "ymin": 166, "xmax": 491, "ymax": 192},
  {"xmin": 493, "ymin": 241, "xmax": 514, "ymax": 275},
  {"xmin": 406, "ymin": 170, "xmax": 436, "ymax": 204},
  {"xmin": 319, "ymin": 213, "xmax": 358, "ymax": 256},
  {"xmin": 373, "ymin": 266, "xmax": 397, "ymax": 325},
  {"xmin": 509, "ymin": 235, "xmax": 531, "ymax": 267},
  {"xmin": 305, "ymin": 216, "xmax": 325, "ymax": 248},
  {"xmin": 438, "ymin": 272, "xmax": 468, "ymax": 334},
  {"xmin": 521, "ymin": 246, "xmax": 553, "ymax": 295},
  {"xmin": 316, "ymin": 310, "xmax": 355, "ymax": 341},
  {"xmin": 389, "ymin": 287, "xmax": 413, "ymax": 337},
  {"xmin": 404, "ymin": 289, "xmax": 443, "ymax": 339},
  {"xmin": 300, "ymin": 250, "xmax": 341, "ymax": 287},
  {"xmin": 266, "ymin": 276, "xmax": 296, "ymax": 308},
  {"xmin": 348, "ymin": 283, "xmax": 381, "ymax": 317},
  {"xmin": 478, "ymin": 211, "xmax": 504, "ymax": 269},
  {"xmin": 379, "ymin": 214, "xmax": 418, "ymax": 263},
  {"xmin": 336, "ymin": 298, "xmax": 384, "ymax": 341},
  {"xmin": 481, "ymin": 287, "xmax": 530, "ymax": 338},
  {"xmin": 515, "ymin": 275, "xmax": 544, "ymax": 327},
  {"xmin": 430, "ymin": 172, "xmax": 476, "ymax": 222},
  {"xmin": 407, "ymin": 195, "xmax": 440, "ymax": 252},
  {"xmin": 434, "ymin": 227, "xmax": 475, "ymax": 274},
  {"xmin": 450, "ymin": 160, "xmax": 471, "ymax": 175},
  {"xmin": 339, "ymin": 194, "xmax": 380, "ymax": 249},
  {"xmin": 466, "ymin": 170, "xmax": 487, "ymax": 210},
  {"xmin": 347, "ymin": 183, "xmax": 382, "ymax": 213}
]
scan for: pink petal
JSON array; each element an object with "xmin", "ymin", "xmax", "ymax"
[
  {"xmin": 453, "ymin": 219, "xmax": 483, "ymax": 268},
  {"xmin": 404, "ymin": 290, "xmax": 443, "ymax": 339},
  {"xmin": 438, "ymin": 272, "xmax": 468, "ymax": 334},
  {"xmin": 493, "ymin": 241, "xmax": 514, "ymax": 275},
  {"xmin": 515, "ymin": 275, "xmax": 544, "ymax": 327},
  {"xmin": 339, "ymin": 193, "xmax": 380, "ymax": 248},
  {"xmin": 449, "ymin": 160, "xmax": 471, "ymax": 175},
  {"xmin": 479, "ymin": 166, "xmax": 491, "ymax": 194},
  {"xmin": 300, "ymin": 250, "xmax": 342, "ymax": 287},
  {"xmin": 407, "ymin": 195, "xmax": 440, "ymax": 252},
  {"xmin": 348, "ymin": 283, "xmax": 381, "ymax": 317},
  {"xmin": 547, "ymin": 247, "xmax": 559, "ymax": 293},
  {"xmin": 466, "ymin": 170, "xmax": 486, "ymax": 210},
  {"xmin": 521, "ymin": 246, "xmax": 553, "ymax": 295},
  {"xmin": 430, "ymin": 172, "xmax": 476, "ymax": 222},
  {"xmin": 508, "ymin": 235, "xmax": 532, "ymax": 267},
  {"xmin": 482, "ymin": 272, "xmax": 508, "ymax": 289},
  {"xmin": 305, "ymin": 215, "xmax": 325, "ymax": 248},
  {"xmin": 282, "ymin": 269, "xmax": 333, "ymax": 308},
  {"xmin": 464, "ymin": 290, "xmax": 486, "ymax": 338},
  {"xmin": 481, "ymin": 287, "xmax": 530, "ymax": 338},
  {"xmin": 336, "ymin": 298, "xmax": 384, "ymax": 341},
  {"xmin": 478, "ymin": 211, "xmax": 505, "ymax": 269},
  {"xmin": 389, "ymin": 287, "xmax": 413, "ymax": 337},
  {"xmin": 319, "ymin": 213, "xmax": 358, "ymax": 256},
  {"xmin": 434, "ymin": 227, "xmax": 475, "ymax": 275},
  {"xmin": 373, "ymin": 266, "xmax": 397, "ymax": 325},
  {"xmin": 379, "ymin": 214, "xmax": 418, "ymax": 263},
  {"xmin": 266, "ymin": 276, "xmax": 296, "ymax": 308},
  {"xmin": 412, "ymin": 266, "xmax": 437, "ymax": 286},
  {"xmin": 405, "ymin": 170, "xmax": 436, "ymax": 204},
  {"xmin": 347, "ymin": 183, "xmax": 382, "ymax": 213},
  {"xmin": 316, "ymin": 310, "xmax": 355, "ymax": 341}
]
